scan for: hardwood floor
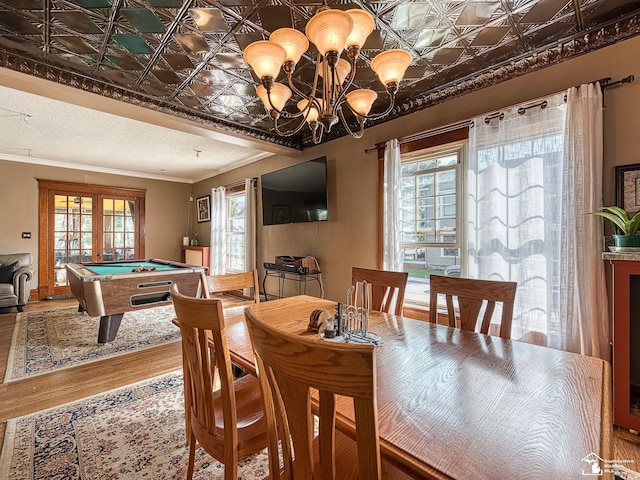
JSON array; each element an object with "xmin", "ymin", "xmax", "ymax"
[{"xmin": 1, "ymin": 299, "xmax": 640, "ymax": 477}]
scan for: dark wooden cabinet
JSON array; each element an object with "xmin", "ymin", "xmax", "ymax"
[{"xmin": 605, "ymin": 254, "xmax": 640, "ymax": 431}]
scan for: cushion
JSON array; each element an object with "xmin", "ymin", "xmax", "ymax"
[{"xmin": 0, "ymin": 261, "xmax": 19, "ymax": 283}]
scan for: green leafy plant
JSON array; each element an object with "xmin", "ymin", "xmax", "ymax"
[{"xmin": 591, "ymin": 206, "xmax": 640, "ymax": 236}]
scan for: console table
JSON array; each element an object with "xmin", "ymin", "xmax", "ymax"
[
  {"xmin": 181, "ymin": 246, "xmax": 209, "ymax": 268},
  {"xmin": 603, "ymin": 252, "xmax": 640, "ymax": 431},
  {"xmin": 262, "ymin": 267, "xmax": 324, "ymax": 300}
]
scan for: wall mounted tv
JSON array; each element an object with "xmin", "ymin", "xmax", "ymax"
[{"xmin": 261, "ymin": 157, "xmax": 328, "ymax": 226}]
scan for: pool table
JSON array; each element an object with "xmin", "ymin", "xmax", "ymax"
[{"xmin": 66, "ymin": 259, "xmax": 205, "ymax": 343}]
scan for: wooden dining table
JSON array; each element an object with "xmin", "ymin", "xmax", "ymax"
[{"xmin": 221, "ymin": 295, "xmax": 613, "ymax": 479}]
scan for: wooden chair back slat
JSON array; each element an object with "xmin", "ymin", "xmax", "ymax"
[
  {"xmin": 244, "ymin": 307, "xmax": 381, "ymax": 480},
  {"xmin": 201, "ymin": 269, "xmax": 260, "ymax": 303},
  {"xmin": 429, "ymin": 275, "xmax": 517, "ymax": 339},
  {"xmin": 351, "ymin": 267, "xmax": 408, "ymax": 315}
]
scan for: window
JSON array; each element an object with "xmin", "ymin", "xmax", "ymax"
[
  {"xmin": 401, "ymin": 145, "xmax": 464, "ymax": 305},
  {"xmin": 384, "ymin": 90, "xmax": 608, "ymax": 354},
  {"xmin": 210, "ymin": 179, "xmax": 255, "ymax": 276},
  {"xmin": 226, "ymin": 191, "xmax": 246, "ymax": 272}
]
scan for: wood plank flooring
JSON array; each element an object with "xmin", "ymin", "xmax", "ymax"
[{"xmin": 1, "ymin": 299, "xmax": 640, "ymax": 477}]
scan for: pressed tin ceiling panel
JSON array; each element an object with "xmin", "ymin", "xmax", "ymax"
[{"xmin": 0, "ymin": 0, "xmax": 639, "ymax": 150}]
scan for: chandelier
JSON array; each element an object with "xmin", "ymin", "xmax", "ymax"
[{"xmin": 243, "ymin": 6, "xmax": 412, "ymax": 144}]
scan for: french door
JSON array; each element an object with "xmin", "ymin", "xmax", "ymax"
[{"xmin": 38, "ymin": 180, "xmax": 146, "ymax": 299}]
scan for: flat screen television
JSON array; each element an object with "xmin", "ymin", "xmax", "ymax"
[{"xmin": 261, "ymin": 157, "xmax": 328, "ymax": 226}]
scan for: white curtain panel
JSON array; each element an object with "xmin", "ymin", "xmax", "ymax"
[
  {"xmin": 209, "ymin": 186, "xmax": 226, "ymax": 275},
  {"xmin": 561, "ymin": 83, "xmax": 609, "ymax": 360},
  {"xmin": 383, "ymin": 138, "xmax": 404, "ymax": 272},
  {"xmin": 244, "ymin": 178, "xmax": 257, "ymax": 272},
  {"xmin": 468, "ymin": 93, "xmax": 567, "ymax": 345}
]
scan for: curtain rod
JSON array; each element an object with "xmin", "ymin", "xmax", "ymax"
[
  {"xmin": 601, "ymin": 74, "xmax": 634, "ymax": 91},
  {"xmin": 364, "ymin": 119, "xmax": 472, "ymax": 153},
  {"xmin": 365, "ymin": 73, "xmax": 634, "ymax": 153},
  {"xmin": 223, "ymin": 177, "xmax": 258, "ymax": 189}
]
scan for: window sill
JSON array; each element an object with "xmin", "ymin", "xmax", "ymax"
[{"xmin": 403, "ymin": 303, "xmax": 454, "ymax": 326}]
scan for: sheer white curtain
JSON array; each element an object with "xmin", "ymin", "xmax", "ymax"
[
  {"xmin": 209, "ymin": 186, "xmax": 226, "ymax": 275},
  {"xmin": 383, "ymin": 138, "xmax": 403, "ymax": 271},
  {"xmin": 468, "ymin": 93, "xmax": 567, "ymax": 346},
  {"xmin": 561, "ymin": 83, "xmax": 609, "ymax": 360},
  {"xmin": 244, "ymin": 178, "xmax": 257, "ymax": 272},
  {"xmin": 468, "ymin": 87, "xmax": 608, "ymax": 358}
]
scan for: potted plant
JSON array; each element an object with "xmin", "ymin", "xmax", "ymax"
[{"xmin": 591, "ymin": 206, "xmax": 640, "ymax": 247}]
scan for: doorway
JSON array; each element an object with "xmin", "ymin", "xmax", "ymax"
[{"xmin": 38, "ymin": 180, "xmax": 146, "ymax": 299}]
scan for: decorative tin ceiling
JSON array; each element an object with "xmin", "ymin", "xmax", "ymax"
[{"xmin": 0, "ymin": 0, "xmax": 639, "ymax": 150}]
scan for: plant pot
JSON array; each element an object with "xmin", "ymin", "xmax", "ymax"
[{"xmin": 613, "ymin": 235, "xmax": 640, "ymax": 247}]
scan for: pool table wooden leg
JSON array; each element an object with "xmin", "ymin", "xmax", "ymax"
[{"xmin": 97, "ymin": 313, "xmax": 124, "ymax": 344}]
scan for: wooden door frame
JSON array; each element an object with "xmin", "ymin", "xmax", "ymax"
[{"xmin": 38, "ymin": 179, "xmax": 146, "ymax": 300}]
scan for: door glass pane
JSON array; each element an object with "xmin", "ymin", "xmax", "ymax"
[
  {"xmin": 54, "ymin": 194, "xmax": 92, "ymax": 287},
  {"xmin": 103, "ymin": 197, "xmax": 136, "ymax": 262}
]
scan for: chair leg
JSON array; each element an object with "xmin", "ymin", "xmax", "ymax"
[
  {"xmin": 224, "ymin": 451, "xmax": 239, "ymax": 480},
  {"xmin": 186, "ymin": 431, "xmax": 197, "ymax": 480}
]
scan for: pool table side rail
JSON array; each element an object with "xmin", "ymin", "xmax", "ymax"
[{"xmin": 66, "ymin": 261, "xmax": 204, "ymax": 317}]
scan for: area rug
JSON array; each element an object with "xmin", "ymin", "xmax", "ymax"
[
  {"xmin": 0, "ymin": 371, "xmax": 269, "ymax": 479},
  {"xmin": 4, "ymin": 305, "xmax": 180, "ymax": 382}
]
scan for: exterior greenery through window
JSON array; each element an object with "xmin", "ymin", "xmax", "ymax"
[
  {"xmin": 402, "ymin": 146, "xmax": 463, "ymax": 305},
  {"xmin": 226, "ymin": 191, "xmax": 245, "ymax": 272}
]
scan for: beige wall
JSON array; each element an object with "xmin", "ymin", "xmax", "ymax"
[
  {"xmin": 196, "ymin": 35, "xmax": 640, "ymax": 302},
  {"xmin": 0, "ymin": 159, "xmax": 191, "ymax": 295},
  {"xmin": 2, "ymin": 36, "xmax": 638, "ymax": 302}
]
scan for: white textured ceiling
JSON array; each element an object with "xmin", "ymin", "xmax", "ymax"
[{"xmin": 0, "ymin": 76, "xmax": 293, "ymax": 183}]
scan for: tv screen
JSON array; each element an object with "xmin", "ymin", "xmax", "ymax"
[{"xmin": 261, "ymin": 157, "xmax": 328, "ymax": 226}]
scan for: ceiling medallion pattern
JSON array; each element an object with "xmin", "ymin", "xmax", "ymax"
[{"xmin": 0, "ymin": 0, "xmax": 639, "ymax": 150}]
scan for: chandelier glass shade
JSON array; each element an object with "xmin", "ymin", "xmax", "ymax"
[{"xmin": 243, "ymin": 7, "xmax": 412, "ymax": 144}]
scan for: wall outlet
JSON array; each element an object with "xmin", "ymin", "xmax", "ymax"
[{"xmin": 21, "ymin": 232, "xmax": 31, "ymax": 239}]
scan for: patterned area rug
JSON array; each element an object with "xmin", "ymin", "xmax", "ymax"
[
  {"xmin": 4, "ymin": 305, "xmax": 180, "ymax": 382},
  {"xmin": 0, "ymin": 372, "xmax": 269, "ymax": 479}
]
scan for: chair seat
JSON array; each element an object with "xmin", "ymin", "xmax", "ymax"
[
  {"xmin": 190, "ymin": 370, "xmax": 268, "ymax": 463},
  {"xmin": 314, "ymin": 430, "xmax": 414, "ymax": 479},
  {"xmin": 214, "ymin": 374, "xmax": 267, "ymax": 445}
]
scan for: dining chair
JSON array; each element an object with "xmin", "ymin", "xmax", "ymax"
[
  {"xmin": 351, "ymin": 267, "xmax": 408, "ymax": 316},
  {"xmin": 200, "ymin": 269, "xmax": 260, "ymax": 377},
  {"xmin": 428, "ymin": 274, "xmax": 517, "ymax": 339},
  {"xmin": 200, "ymin": 269, "xmax": 261, "ymax": 304},
  {"xmin": 171, "ymin": 284, "xmax": 268, "ymax": 480},
  {"xmin": 244, "ymin": 307, "xmax": 412, "ymax": 480}
]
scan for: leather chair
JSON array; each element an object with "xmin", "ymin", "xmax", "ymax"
[{"xmin": 0, "ymin": 253, "xmax": 34, "ymax": 312}]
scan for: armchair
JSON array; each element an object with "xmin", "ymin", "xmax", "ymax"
[{"xmin": 0, "ymin": 253, "xmax": 34, "ymax": 312}]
